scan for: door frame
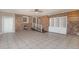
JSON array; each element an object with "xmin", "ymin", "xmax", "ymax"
[{"xmin": 48, "ymin": 16, "xmax": 67, "ymax": 34}]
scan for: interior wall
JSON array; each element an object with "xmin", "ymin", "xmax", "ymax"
[
  {"xmin": 40, "ymin": 16, "xmax": 49, "ymax": 31},
  {"xmin": 67, "ymin": 10, "xmax": 79, "ymax": 35},
  {"xmin": 15, "ymin": 15, "xmax": 50, "ymax": 32},
  {"xmin": 50, "ymin": 10, "xmax": 79, "ymax": 35},
  {"xmin": 15, "ymin": 14, "xmax": 32, "ymax": 32},
  {"xmin": 1, "ymin": 10, "xmax": 78, "ymax": 34},
  {"xmin": 15, "ymin": 15, "xmax": 23, "ymax": 32}
]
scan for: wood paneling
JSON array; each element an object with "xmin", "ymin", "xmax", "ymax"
[
  {"xmin": 68, "ymin": 11, "xmax": 79, "ymax": 17},
  {"xmin": 15, "ymin": 15, "xmax": 32, "ymax": 32},
  {"xmin": 50, "ymin": 10, "xmax": 79, "ymax": 35},
  {"xmin": 67, "ymin": 11, "xmax": 79, "ymax": 35},
  {"xmin": 40, "ymin": 16, "xmax": 49, "ymax": 31},
  {"xmin": 15, "ymin": 15, "xmax": 23, "ymax": 32}
]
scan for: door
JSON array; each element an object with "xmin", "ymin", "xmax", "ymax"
[
  {"xmin": 32, "ymin": 17, "xmax": 38, "ymax": 29},
  {"xmin": 49, "ymin": 16, "xmax": 67, "ymax": 34},
  {"xmin": 2, "ymin": 16, "xmax": 15, "ymax": 33}
]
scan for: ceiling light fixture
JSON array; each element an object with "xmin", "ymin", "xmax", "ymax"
[{"xmin": 34, "ymin": 9, "xmax": 42, "ymax": 13}]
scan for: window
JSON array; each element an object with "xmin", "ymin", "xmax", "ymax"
[{"xmin": 54, "ymin": 17, "xmax": 59, "ymax": 27}]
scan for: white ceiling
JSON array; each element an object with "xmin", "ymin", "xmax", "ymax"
[{"xmin": 0, "ymin": 9, "xmax": 76, "ymax": 16}]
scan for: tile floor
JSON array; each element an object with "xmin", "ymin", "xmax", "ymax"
[{"xmin": 0, "ymin": 30, "xmax": 79, "ymax": 49}]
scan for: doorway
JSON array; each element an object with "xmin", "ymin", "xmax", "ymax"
[
  {"xmin": 2, "ymin": 16, "xmax": 15, "ymax": 33},
  {"xmin": 49, "ymin": 16, "xmax": 67, "ymax": 34}
]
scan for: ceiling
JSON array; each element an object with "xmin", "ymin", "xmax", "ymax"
[{"xmin": 0, "ymin": 9, "xmax": 76, "ymax": 16}]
